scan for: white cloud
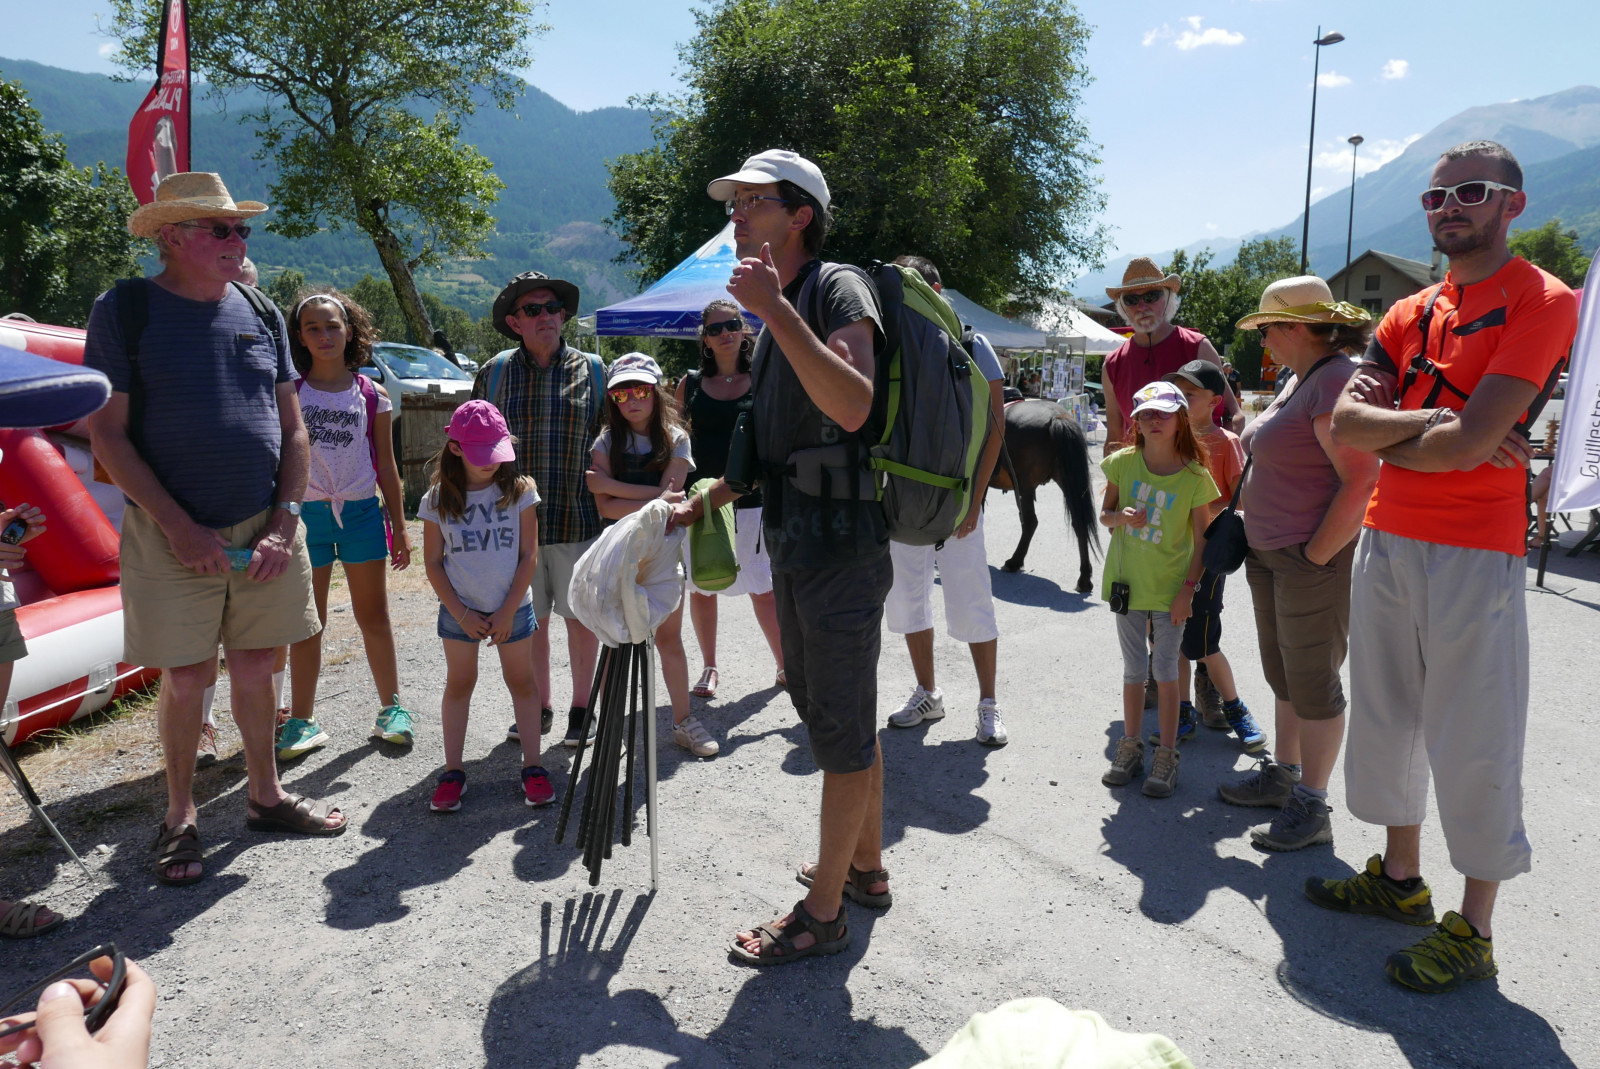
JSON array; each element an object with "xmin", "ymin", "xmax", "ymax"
[
  {"xmin": 1182, "ymin": 15, "xmax": 1204, "ymax": 31},
  {"xmin": 1314, "ymin": 134, "xmax": 1424, "ymax": 176},
  {"xmin": 1317, "ymin": 71, "xmax": 1352, "ymax": 88},
  {"xmin": 1205, "ymin": 223, "xmax": 1219, "ymax": 231},
  {"xmin": 1381, "ymin": 59, "xmax": 1409, "ymax": 80},
  {"xmin": 1147, "ymin": 16, "xmax": 1244, "ymax": 50},
  {"xmin": 1142, "ymin": 25, "xmax": 1173, "ymax": 47},
  {"xmin": 98, "ymin": 42, "xmax": 117, "ymax": 58}
]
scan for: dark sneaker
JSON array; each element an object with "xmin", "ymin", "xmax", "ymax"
[
  {"xmin": 563, "ymin": 704, "xmax": 597, "ymax": 747},
  {"xmin": 1219, "ymin": 756, "xmax": 1300, "ymax": 807},
  {"xmin": 1147, "ymin": 702, "xmax": 1198, "ymax": 746},
  {"xmin": 1195, "ymin": 665, "xmax": 1227, "ymax": 729},
  {"xmin": 1385, "ymin": 911, "xmax": 1497, "ymax": 993},
  {"xmin": 1251, "ymin": 791, "xmax": 1334, "ymax": 851},
  {"xmin": 1142, "ymin": 745, "xmax": 1181, "ymax": 798},
  {"xmin": 1102, "ymin": 736, "xmax": 1144, "ymax": 787},
  {"xmin": 1305, "ymin": 854, "xmax": 1436, "ymax": 926},
  {"xmin": 1224, "ymin": 701, "xmax": 1267, "ymax": 753},
  {"xmin": 509, "ymin": 708, "xmax": 554, "ymax": 744}
]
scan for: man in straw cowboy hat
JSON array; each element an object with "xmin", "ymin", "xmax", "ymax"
[
  {"xmin": 1321, "ymin": 140, "xmax": 1579, "ymax": 993},
  {"xmin": 1102, "ymin": 257, "xmax": 1244, "ymax": 458},
  {"xmin": 84, "ymin": 172, "xmax": 338, "ymax": 886}
]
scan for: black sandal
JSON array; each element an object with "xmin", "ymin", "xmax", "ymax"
[
  {"xmin": 729, "ymin": 899, "xmax": 850, "ymax": 966},
  {"xmin": 154, "ymin": 822, "xmax": 203, "ymax": 886}
]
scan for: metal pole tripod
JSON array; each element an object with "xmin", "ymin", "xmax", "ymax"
[{"xmin": 1, "ymin": 738, "xmax": 92, "ymax": 878}]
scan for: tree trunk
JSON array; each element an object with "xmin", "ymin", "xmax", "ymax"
[{"xmin": 367, "ymin": 221, "xmax": 433, "ymax": 345}]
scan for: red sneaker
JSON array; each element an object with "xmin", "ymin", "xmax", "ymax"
[
  {"xmin": 430, "ymin": 770, "xmax": 466, "ymax": 812},
  {"xmin": 522, "ymin": 766, "xmax": 555, "ymax": 807}
]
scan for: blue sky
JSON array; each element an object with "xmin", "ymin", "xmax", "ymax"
[{"xmin": 8, "ymin": 0, "xmax": 1599, "ymax": 272}]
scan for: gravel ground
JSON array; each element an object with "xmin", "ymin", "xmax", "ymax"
[{"xmin": 3, "ymin": 464, "xmax": 1598, "ymax": 1068}]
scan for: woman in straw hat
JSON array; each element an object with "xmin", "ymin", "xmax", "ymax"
[{"xmin": 1218, "ymin": 277, "xmax": 1379, "ymax": 852}]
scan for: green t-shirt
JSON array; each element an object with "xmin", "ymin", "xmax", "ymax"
[{"xmin": 1099, "ymin": 447, "xmax": 1218, "ymax": 611}]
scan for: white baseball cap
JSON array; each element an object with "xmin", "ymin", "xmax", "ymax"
[
  {"xmin": 1129, "ymin": 381, "xmax": 1188, "ymax": 417},
  {"xmin": 707, "ymin": 149, "xmax": 830, "ymax": 211}
]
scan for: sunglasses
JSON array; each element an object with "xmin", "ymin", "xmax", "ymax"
[
  {"xmin": 1121, "ymin": 290, "xmax": 1166, "ymax": 307},
  {"xmin": 0, "ymin": 944, "xmax": 127, "ymax": 1041},
  {"xmin": 177, "ymin": 221, "xmax": 251, "ymax": 240},
  {"xmin": 1419, "ymin": 181, "xmax": 1518, "ymax": 213},
  {"xmin": 608, "ymin": 384, "xmax": 653, "ymax": 404},
  {"xmin": 1134, "ymin": 408, "xmax": 1178, "ymax": 421},
  {"xmin": 724, "ymin": 194, "xmax": 790, "ymax": 216},
  {"xmin": 702, "ymin": 318, "xmax": 745, "ymax": 337},
  {"xmin": 515, "ymin": 299, "xmax": 566, "ymax": 319}
]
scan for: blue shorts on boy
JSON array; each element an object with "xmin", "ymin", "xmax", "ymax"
[{"xmin": 303, "ymin": 496, "xmax": 388, "ymax": 568}]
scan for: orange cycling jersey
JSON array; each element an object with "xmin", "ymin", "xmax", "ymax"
[{"xmin": 1361, "ymin": 256, "xmax": 1578, "ymax": 556}]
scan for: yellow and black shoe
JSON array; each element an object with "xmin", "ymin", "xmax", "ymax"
[
  {"xmin": 1304, "ymin": 854, "xmax": 1436, "ymax": 925},
  {"xmin": 1385, "ymin": 911, "xmax": 1496, "ymax": 993}
]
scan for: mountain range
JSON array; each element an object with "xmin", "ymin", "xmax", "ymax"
[{"xmin": 1075, "ymin": 86, "xmax": 1600, "ymax": 297}]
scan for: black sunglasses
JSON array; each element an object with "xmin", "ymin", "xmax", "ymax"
[
  {"xmin": 1121, "ymin": 290, "xmax": 1166, "ymax": 307},
  {"xmin": 178, "ymin": 222, "xmax": 251, "ymax": 240},
  {"xmin": 515, "ymin": 299, "xmax": 566, "ymax": 319},
  {"xmin": 702, "ymin": 318, "xmax": 745, "ymax": 337},
  {"xmin": 0, "ymin": 944, "xmax": 127, "ymax": 1041}
]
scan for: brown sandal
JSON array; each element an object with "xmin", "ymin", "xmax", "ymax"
[
  {"xmin": 729, "ymin": 899, "xmax": 850, "ymax": 965},
  {"xmin": 796, "ymin": 861, "xmax": 892, "ymax": 908},
  {"xmin": 154, "ymin": 822, "xmax": 204, "ymax": 886},
  {"xmin": 246, "ymin": 793, "xmax": 347, "ymax": 836},
  {"xmin": 0, "ymin": 900, "xmax": 64, "ymax": 938}
]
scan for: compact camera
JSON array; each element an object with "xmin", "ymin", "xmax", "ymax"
[{"xmin": 1108, "ymin": 581, "xmax": 1130, "ymax": 615}]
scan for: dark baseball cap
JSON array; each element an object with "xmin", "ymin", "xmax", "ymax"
[{"xmin": 1163, "ymin": 359, "xmax": 1227, "ymax": 396}]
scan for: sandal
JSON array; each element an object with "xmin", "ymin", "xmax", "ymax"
[
  {"xmin": 729, "ymin": 899, "xmax": 850, "ymax": 966},
  {"xmin": 692, "ymin": 667, "xmax": 719, "ymax": 699},
  {"xmin": 775, "ymin": 669, "xmax": 787, "ymax": 689},
  {"xmin": 153, "ymin": 822, "xmax": 204, "ymax": 886},
  {"xmin": 0, "ymin": 900, "xmax": 63, "ymax": 938},
  {"xmin": 796, "ymin": 861, "xmax": 892, "ymax": 908},
  {"xmin": 246, "ymin": 793, "xmax": 347, "ymax": 836}
]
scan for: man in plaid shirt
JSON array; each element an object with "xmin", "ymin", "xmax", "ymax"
[{"xmin": 474, "ymin": 271, "xmax": 606, "ymax": 748}]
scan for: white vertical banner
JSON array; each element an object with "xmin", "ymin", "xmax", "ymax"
[{"xmin": 1549, "ymin": 255, "xmax": 1600, "ymax": 514}]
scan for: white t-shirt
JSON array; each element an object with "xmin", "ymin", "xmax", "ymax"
[
  {"xmin": 299, "ymin": 379, "xmax": 393, "ymax": 513},
  {"xmin": 418, "ymin": 483, "xmax": 540, "ymax": 614},
  {"xmin": 590, "ymin": 425, "xmax": 695, "ymax": 475}
]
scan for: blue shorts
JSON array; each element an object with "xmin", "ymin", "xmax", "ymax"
[
  {"xmin": 304, "ymin": 497, "xmax": 388, "ymax": 569},
  {"xmin": 437, "ymin": 602, "xmax": 537, "ymax": 644}
]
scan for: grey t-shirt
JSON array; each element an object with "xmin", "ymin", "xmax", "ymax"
[
  {"xmin": 970, "ymin": 332, "xmax": 1005, "ymax": 382},
  {"xmin": 1239, "ymin": 355, "xmax": 1358, "ymax": 550},
  {"xmin": 418, "ymin": 483, "xmax": 540, "ymax": 614},
  {"xmin": 83, "ymin": 283, "xmax": 294, "ymax": 528}
]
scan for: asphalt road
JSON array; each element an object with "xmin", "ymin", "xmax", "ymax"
[{"xmin": 3, "ymin": 446, "xmax": 1597, "ymax": 1068}]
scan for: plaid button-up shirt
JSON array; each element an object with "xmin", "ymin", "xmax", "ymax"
[{"xmin": 473, "ymin": 344, "xmax": 604, "ymax": 546}]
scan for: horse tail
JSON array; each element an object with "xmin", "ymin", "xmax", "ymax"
[{"xmin": 1050, "ymin": 414, "xmax": 1101, "ymax": 558}]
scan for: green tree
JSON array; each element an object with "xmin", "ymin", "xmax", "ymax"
[
  {"xmin": 108, "ymin": 0, "xmax": 547, "ymax": 346},
  {"xmin": 264, "ymin": 267, "xmax": 306, "ymax": 311},
  {"xmin": 0, "ymin": 80, "xmax": 145, "ymax": 326},
  {"xmin": 608, "ymin": 0, "xmax": 1104, "ymax": 310},
  {"xmin": 1165, "ymin": 236, "xmax": 1302, "ymax": 389},
  {"xmin": 1509, "ymin": 218, "xmax": 1592, "ymax": 288},
  {"xmin": 348, "ymin": 274, "xmax": 406, "ymax": 343}
]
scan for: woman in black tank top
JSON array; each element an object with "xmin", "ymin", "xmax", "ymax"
[{"xmin": 675, "ymin": 300, "xmax": 785, "ymax": 700}]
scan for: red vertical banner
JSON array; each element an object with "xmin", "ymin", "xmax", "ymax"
[{"xmin": 125, "ymin": 0, "xmax": 191, "ymax": 205}]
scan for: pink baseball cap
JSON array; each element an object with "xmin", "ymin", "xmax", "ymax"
[{"xmin": 448, "ymin": 399, "xmax": 516, "ymax": 466}]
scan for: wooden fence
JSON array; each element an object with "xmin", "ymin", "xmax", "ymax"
[{"xmin": 399, "ymin": 389, "xmax": 469, "ymax": 509}]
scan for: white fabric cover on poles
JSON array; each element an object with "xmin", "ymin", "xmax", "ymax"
[
  {"xmin": 568, "ymin": 500, "xmax": 686, "ymax": 647},
  {"xmin": 1548, "ymin": 261, "xmax": 1597, "ymax": 513}
]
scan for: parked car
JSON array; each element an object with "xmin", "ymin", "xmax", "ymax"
[{"xmin": 360, "ymin": 342, "xmax": 475, "ymax": 460}]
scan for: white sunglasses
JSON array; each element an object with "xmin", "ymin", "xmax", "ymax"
[{"xmin": 1419, "ymin": 181, "xmax": 1518, "ymax": 213}]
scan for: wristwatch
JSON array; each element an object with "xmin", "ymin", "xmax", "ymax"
[{"xmin": 276, "ymin": 501, "xmax": 303, "ymax": 518}]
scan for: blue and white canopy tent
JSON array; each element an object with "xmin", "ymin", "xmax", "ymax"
[{"xmin": 579, "ymin": 222, "xmax": 763, "ymax": 339}]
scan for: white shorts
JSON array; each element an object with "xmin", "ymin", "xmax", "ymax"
[
  {"xmin": 684, "ymin": 505, "xmax": 774, "ymax": 597},
  {"xmin": 885, "ymin": 512, "xmax": 999, "ymax": 643}
]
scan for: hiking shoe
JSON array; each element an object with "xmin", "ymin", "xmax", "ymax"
[
  {"xmin": 563, "ymin": 704, "xmax": 597, "ymax": 747},
  {"xmin": 1251, "ymin": 791, "xmax": 1334, "ymax": 851},
  {"xmin": 1142, "ymin": 745, "xmax": 1181, "ymax": 798},
  {"xmin": 673, "ymin": 715, "xmax": 720, "ymax": 757},
  {"xmin": 276, "ymin": 717, "xmax": 330, "ymax": 760},
  {"xmin": 975, "ymin": 700, "xmax": 1008, "ymax": 747},
  {"xmin": 1224, "ymin": 701, "xmax": 1267, "ymax": 753},
  {"xmin": 273, "ymin": 706, "xmax": 291, "ymax": 743},
  {"xmin": 1102, "ymin": 736, "xmax": 1144, "ymax": 787},
  {"xmin": 1385, "ymin": 911, "xmax": 1496, "ymax": 993},
  {"xmin": 888, "ymin": 685, "xmax": 945, "ymax": 728},
  {"xmin": 430, "ymin": 770, "xmax": 466, "ymax": 812},
  {"xmin": 1219, "ymin": 756, "xmax": 1300, "ymax": 807},
  {"xmin": 521, "ymin": 765, "xmax": 555, "ymax": 807},
  {"xmin": 371, "ymin": 700, "xmax": 415, "ymax": 745},
  {"xmin": 195, "ymin": 723, "xmax": 218, "ymax": 769},
  {"xmin": 1195, "ymin": 665, "xmax": 1227, "ymax": 729},
  {"xmin": 1305, "ymin": 854, "xmax": 1436, "ymax": 926},
  {"xmin": 1147, "ymin": 702, "xmax": 1198, "ymax": 746}
]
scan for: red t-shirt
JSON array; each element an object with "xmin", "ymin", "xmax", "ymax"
[
  {"xmin": 1103, "ymin": 326, "xmax": 1224, "ymax": 438},
  {"xmin": 1362, "ymin": 257, "xmax": 1577, "ymax": 556}
]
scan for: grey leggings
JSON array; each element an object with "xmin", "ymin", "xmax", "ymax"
[{"xmin": 1116, "ymin": 609, "xmax": 1181, "ymax": 684}]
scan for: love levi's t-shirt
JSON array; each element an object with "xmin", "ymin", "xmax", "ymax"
[
  {"xmin": 298, "ymin": 379, "xmax": 392, "ymax": 511},
  {"xmin": 417, "ymin": 483, "xmax": 539, "ymax": 615},
  {"xmin": 1100, "ymin": 447, "xmax": 1218, "ymax": 611}
]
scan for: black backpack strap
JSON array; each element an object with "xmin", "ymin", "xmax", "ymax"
[
  {"xmin": 230, "ymin": 281, "xmax": 284, "ymax": 353},
  {"xmin": 1514, "ymin": 355, "xmax": 1568, "ymax": 439},
  {"xmin": 114, "ymin": 278, "xmax": 150, "ymax": 451},
  {"xmin": 1396, "ymin": 284, "xmax": 1471, "ymax": 410}
]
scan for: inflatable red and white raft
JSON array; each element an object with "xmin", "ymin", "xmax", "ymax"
[{"xmin": 0, "ymin": 319, "xmax": 156, "ymax": 746}]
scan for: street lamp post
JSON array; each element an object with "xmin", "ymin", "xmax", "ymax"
[
  {"xmin": 1343, "ymin": 134, "xmax": 1364, "ymax": 299},
  {"xmin": 1300, "ymin": 27, "xmax": 1345, "ymax": 274}
]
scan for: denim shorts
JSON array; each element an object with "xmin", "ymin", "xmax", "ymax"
[
  {"xmin": 436, "ymin": 601, "xmax": 537, "ymax": 644},
  {"xmin": 304, "ymin": 497, "xmax": 388, "ymax": 569}
]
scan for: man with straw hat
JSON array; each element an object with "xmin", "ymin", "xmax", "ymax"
[
  {"xmin": 84, "ymin": 172, "xmax": 337, "ymax": 887},
  {"xmin": 1102, "ymin": 256, "xmax": 1244, "ymax": 457}
]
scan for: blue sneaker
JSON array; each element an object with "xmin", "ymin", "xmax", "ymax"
[
  {"xmin": 1147, "ymin": 702, "xmax": 1198, "ymax": 746},
  {"xmin": 1224, "ymin": 701, "xmax": 1267, "ymax": 753}
]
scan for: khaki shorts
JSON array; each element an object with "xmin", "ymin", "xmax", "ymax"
[
  {"xmin": 0, "ymin": 608, "xmax": 27, "ymax": 664},
  {"xmin": 533, "ymin": 537, "xmax": 596, "ymax": 620},
  {"xmin": 1243, "ymin": 539, "xmax": 1355, "ymax": 721},
  {"xmin": 121, "ymin": 506, "xmax": 320, "ymax": 668}
]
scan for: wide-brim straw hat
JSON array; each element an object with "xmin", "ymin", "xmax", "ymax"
[
  {"xmin": 1105, "ymin": 256, "xmax": 1181, "ymax": 300},
  {"xmin": 492, "ymin": 271, "xmax": 581, "ymax": 339},
  {"xmin": 127, "ymin": 172, "xmax": 268, "ymax": 239},
  {"xmin": 1235, "ymin": 276, "xmax": 1373, "ymax": 330}
]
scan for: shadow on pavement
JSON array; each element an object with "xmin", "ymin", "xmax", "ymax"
[{"xmin": 988, "ymin": 567, "xmax": 1096, "ymax": 612}]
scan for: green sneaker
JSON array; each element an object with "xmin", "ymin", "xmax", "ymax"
[
  {"xmin": 1305, "ymin": 854, "xmax": 1436, "ymax": 926},
  {"xmin": 276, "ymin": 717, "xmax": 330, "ymax": 760},
  {"xmin": 1385, "ymin": 911, "xmax": 1496, "ymax": 993},
  {"xmin": 372, "ymin": 699, "xmax": 416, "ymax": 745}
]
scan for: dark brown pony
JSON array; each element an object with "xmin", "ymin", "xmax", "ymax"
[{"xmin": 988, "ymin": 398, "xmax": 1099, "ymax": 591}]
